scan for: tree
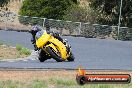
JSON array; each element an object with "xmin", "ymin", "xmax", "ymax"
[
  {"xmin": 63, "ymin": 4, "xmax": 109, "ymax": 38},
  {"xmin": 89, "ymin": 0, "xmax": 132, "ymax": 27},
  {"xmin": 63, "ymin": 4, "xmax": 101, "ymax": 23},
  {"xmin": 19, "ymin": 0, "xmax": 77, "ymax": 19}
]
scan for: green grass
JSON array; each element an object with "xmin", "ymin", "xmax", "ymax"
[
  {"xmin": 16, "ymin": 44, "xmax": 22, "ymax": 51},
  {"xmin": 0, "ymin": 41, "xmax": 3, "ymax": 45},
  {"xmin": 0, "ymin": 78, "xmax": 131, "ymax": 88},
  {"xmin": 32, "ymin": 79, "xmax": 47, "ymax": 88},
  {"xmin": 20, "ymin": 47, "xmax": 31, "ymax": 55},
  {"xmin": 49, "ymin": 77, "xmax": 75, "ymax": 86},
  {"xmin": 16, "ymin": 44, "xmax": 31, "ymax": 55},
  {"xmin": 0, "ymin": 43, "xmax": 31, "ymax": 59},
  {"xmin": 0, "ymin": 80, "xmax": 18, "ymax": 88}
]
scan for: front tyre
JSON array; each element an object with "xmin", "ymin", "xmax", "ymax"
[
  {"xmin": 38, "ymin": 50, "xmax": 49, "ymax": 62},
  {"xmin": 67, "ymin": 52, "xmax": 75, "ymax": 62},
  {"xmin": 46, "ymin": 47, "xmax": 63, "ymax": 62}
]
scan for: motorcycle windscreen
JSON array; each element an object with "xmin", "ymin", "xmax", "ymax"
[{"xmin": 36, "ymin": 32, "xmax": 51, "ymax": 48}]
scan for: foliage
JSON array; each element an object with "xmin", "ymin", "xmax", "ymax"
[
  {"xmin": 89, "ymin": 0, "xmax": 132, "ymax": 27},
  {"xmin": 20, "ymin": 47, "xmax": 31, "ymax": 55},
  {"xmin": 63, "ymin": 4, "xmax": 101, "ymax": 23},
  {"xmin": 16, "ymin": 44, "xmax": 22, "ymax": 51},
  {"xmin": 19, "ymin": 0, "xmax": 77, "ymax": 25},
  {"xmin": 16, "ymin": 44, "xmax": 31, "ymax": 55},
  {"xmin": 63, "ymin": 4, "xmax": 112, "ymax": 38}
]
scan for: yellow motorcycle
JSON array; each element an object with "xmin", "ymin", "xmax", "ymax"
[{"xmin": 34, "ymin": 27, "xmax": 75, "ymax": 62}]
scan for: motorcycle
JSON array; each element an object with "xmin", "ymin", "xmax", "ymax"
[{"xmin": 33, "ymin": 27, "xmax": 75, "ymax": 62}]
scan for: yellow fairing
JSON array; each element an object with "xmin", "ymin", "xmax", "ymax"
[
  {"xmin": 36, "ymin": 31, "xmax": 68, "ymax": 60},
  {"xmin": 36, "ymin": 32, "xmax": 50, "ymax": 48},
  {"xmin": 48, "ymin": 37, "xmax": 68, "ymax": 60},
  {"xmin": 46, "ymin": 44, "xmax": 58, "ymax": 52}
]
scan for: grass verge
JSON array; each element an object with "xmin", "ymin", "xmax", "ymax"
[
  {"xmin": 0, "ymin": 43, "xmax": 31, "ymax": 59},
  {"xmin": 0, "ymin": 77, "xmax": 131, "ymax": 88},
  {"xmin": 16, "ymin": 44, "xmax": 31, "ymax": 55},
  {"xmin": 0, "ymin": 41, "xmax": 3, "ymax": 45},
  {"xmin": 0, "ymin": 70, "xmax": 131, "ymax": 88}
]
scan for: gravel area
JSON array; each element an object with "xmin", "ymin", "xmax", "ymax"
[{"xmin": 0, "ymin": 45, "xmax": 30, "ymax": 60}]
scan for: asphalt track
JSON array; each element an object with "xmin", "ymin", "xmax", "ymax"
[{"xmin": 0, "ymin": 30, "xmax": 132, "ymax": 70}]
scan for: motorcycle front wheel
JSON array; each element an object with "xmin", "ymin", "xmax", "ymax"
[
  {"xmin": 46, "ymin": 47, "xmax": 63, "ymax": 62},
  {"xmin": 38, "ymin": 50, "xmax": 50, "ymax": 62}
]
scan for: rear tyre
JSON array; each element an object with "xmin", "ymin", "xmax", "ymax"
[
  {"xmin": 67, "ymin": 52, "xmax": 75, "ymax": 62},
  {"xmin": 38, "ymin": 50, "xmax": 49, "ymax": 62},
  {"xmin": 46, "ymin": 47, "xmax": 63, "ymax": 62}
]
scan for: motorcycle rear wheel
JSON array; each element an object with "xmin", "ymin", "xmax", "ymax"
[{"xmin": 46, "ymin": 47, "xmax": 63, "ymax": 62}]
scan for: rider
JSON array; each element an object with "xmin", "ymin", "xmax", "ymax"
[{"xmin": 30, "ymin": 23, "xmax": 64, "ymax": 51}]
